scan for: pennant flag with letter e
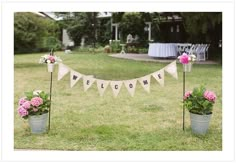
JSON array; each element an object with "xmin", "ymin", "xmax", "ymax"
[
  {"xmin": 110, "ymin": 81, "xmax": 123, "ymax": 97},
  {"xmin": 70, "ymin": 70, "xmax": 83, "ymax": 88},
  {"xmin": 83, "ymin": 75, "xmax": 96, "ymax": 92},
  {"xmin": 96, "ymin": 80, "xmax": 110, "ymax": 96},
  {"xmin": 152, "ymin": 69, "xmax": 164, "ymax": 87},
  {"xmin": 58, "ymin": 63, "xmax": 70, "ymax": 81},
  {"xmin": 164, "ymin": 61, "xmax": 178, "ymax": 79},
  {"xmin": 138, "ymin": 75, "xmax": 151, "ymax": 93},
  {"xmin": 124, "ymin": 79, "xmax": 137, "ymax": 97}
]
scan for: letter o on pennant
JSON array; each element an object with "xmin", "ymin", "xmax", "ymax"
[{"xmin": 129, "ymin": 84, "xmax": 133, "ymax": 88}]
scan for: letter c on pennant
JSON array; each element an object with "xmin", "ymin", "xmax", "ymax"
[{"xmin": 115, "ymin": 85, "xmax": 118, "ymax": 89}]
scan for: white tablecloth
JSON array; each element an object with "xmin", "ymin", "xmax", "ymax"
[{"xmin": 148, "ymin": 43, "xmax": 178, "ymax": 58}]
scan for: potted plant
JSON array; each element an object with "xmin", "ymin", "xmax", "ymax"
[
  {"xmin": 39, "ymin": 54, "xmax": 62, "ymax": 72},
  {"xmin": 17, "ymin": 90, "xmax": 50, "ymax": 134},
  {"xmin": 184, "ymin": 86, "xmax": 217, "ymax": 135},
  {"xmin": 178, "ymin": 53, "xmax": 196, "ymax": 72}
]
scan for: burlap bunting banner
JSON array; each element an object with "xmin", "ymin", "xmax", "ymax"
[
  {"xmin": 70, "ymin": 70, "xmax": 83, "ymax": 88},
  {"xmin": 152, "ymin": 69, "xmax": 164, "ymax": 87},
  {"xmin": 138, "ymin": 75, "xmax": 151, "ymax": 93},
  {"xmin": 83, "ymin": 75, "xmax": 96, "ymax": 92},
  {"xmin": 124, "ymin": 79, "xmax": 137, "ymax": 97},
  {"xmin": 110, "ymin": 81, "xmax": 123, "ymax": 97},
  {"xmin": 57, "ymin": 61, "xmax": 178, "ymax": 97},
  {"xmin": 164, "ymin": 60, "xmax": 178, "ymax": 79},
  {"xmin": 97, "ymin": 79, "xmax": 110, "ymax": 96},
  {"xmin": 58, "ymin": 63, "xmax": 70, "ymax": 81}
]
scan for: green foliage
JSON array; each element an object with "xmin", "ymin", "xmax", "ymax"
[
  {"xmin": 184, "ymin": 86, "xmax": 216, "ymax": 115},
  {"xmin": 181, "ymin": 12, "xmax": 222, "ymax": 45},
  {"xmin": 119, "ymin": 12, "xmax": 146, "ymax": 43},
  {"xmin": 14, "ymin": 12, "xmax": 61, "ymax": 54},
  {"xmin": 110, "ymin": 40, "xmax": 121, "ymax": 53}
]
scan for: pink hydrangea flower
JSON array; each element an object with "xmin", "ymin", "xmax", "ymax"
[
  {"xmin": 22, "ymin": 101, "xmax": 31, "ymax": 110},
  {"xmin": 18, "ymin": 97, "xmax": 27, "ymax": 106},
  {"xmin": 184, "ymin": 91, "xmax": 192, "ymax": 100},
  {"xmin": 17, "ymin": 106, "xmax": 28, "ymax": 117},
  {"xmin": 179, "ymin": 53, "xmax": 190, "ymax": 64},
  {"xmin": 48, "ymin": 56, "xmax": 55, "ymax": 63},
  {"xmin": 31, "ymin": 97, "xmax": 43, "ymax": 107},
  {"xmin": 204, "ymin": 91, "xmax": 216, "ymax": 102}
]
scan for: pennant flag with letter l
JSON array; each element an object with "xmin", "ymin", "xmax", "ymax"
[
  {"xmin": 164, "ymin": 61, "xmax": 178, "ymax": 79},
  {"xmin": 152, "ymin": 69, "xmax": 165, "ymax": 87},
  {"xmin": 70, "ymin": 70, "xmax": 83, "ymax": 88},
  {"xmin": 110, "ymin": 81, "xmax": 123, "ymax": 97},
  {"xmin": 138, "ymin": 75, "xmax": 151, "ymax": 93},
  {"xmin": 96, "ymin": 80, "xmax": 110, "ymax": 96},
  {"xmin": 58, "ymin": 63, "xmax": 70, "ymax": 81},
  {"xmin": 124, "ymin": 79, "xmax": 137, "ymax": 97},
  {"xmin": 83, "ymin": 75, "xmax": 96, "ymax": 92}
]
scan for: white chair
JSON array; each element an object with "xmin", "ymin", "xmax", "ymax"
[
  {"xmin": 197, "ymin": 44, "xmax": 208, "ymax": 61},
  {"xmin": 205, "ymin": 44, "xmax": 210, "ymax": 59}
]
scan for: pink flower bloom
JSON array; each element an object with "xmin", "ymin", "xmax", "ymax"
[
  {"xmin": 17, "ymin": 106, "xmax": 28, "ymax": 117},
  {"xmin": 48, "ymin": 56, "xmax": 55, "ymax": 63},
  {"xmin": 179, "ymin": 53, "xmax": 190, "ymax": 64},
  {"xmin": 22, "ymin": 101, "xmax": 31, "ymax": 110},
  {"xmin": 204, "ymin": 91, "xmax": 216, "ymax": 102},
  {"xmin": 18, "ymin": 97, "xmax": 27, "ymax": 106},
  {"xmin": 33, "ymin": 108, "xmax": 39, "ymax": 112},
  {"xmin": 184, "ymin": 91, "xmax": 192, "ymax": 100},
  {"xmin": 31, "ymin": 97, "xmax": 43, "ymax": 107}
]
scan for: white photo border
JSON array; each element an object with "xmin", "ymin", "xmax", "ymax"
[{"xmin": 1, "ymin": 1, "xmax": 235, "ymax": 162}]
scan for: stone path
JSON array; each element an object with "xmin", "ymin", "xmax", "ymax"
[{"xmin": 110, "ymin": 53, "xmax": 219, "ymax": 64}]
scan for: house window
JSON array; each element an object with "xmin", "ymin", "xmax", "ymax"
[{"xmin": 170, "ymin": 26, "xmax": 174, "ymax": 32}]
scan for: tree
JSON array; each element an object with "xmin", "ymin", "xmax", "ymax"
[
  {"xmin": 14, "ymin": 12, "xmax": 60, "ymax": 53},
  {"xmin": 117, "ymin": 12, "xmax": 160, "ymax": 46},
  {"xmin": 180, "ymin": 12, "xmax": 222, "ymax": 46},
  {"xmin": 55, "ymin": 12, "xmax": 99, "ymax": 46}
]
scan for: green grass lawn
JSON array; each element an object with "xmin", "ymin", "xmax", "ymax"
[{"xmin": 14, "ymin": 52, "xmax": 222, "ymax": 150}]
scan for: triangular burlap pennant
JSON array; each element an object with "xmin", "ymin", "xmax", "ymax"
[
  {"xmin": 58, "ymin": 63, "xmax": 70, "ymax": 81},
  {"xmin": 83, "ymin": 75, "xmax": 96, "ymax": 92},
  {"xmin": 164, "ymin": 61, "xmax": 178, "ymax": 79},
  {"xmin": 138, "ymin": 75, "xmax": 151, "ymax": 93},
  {"xmin": 152, "ymin": 69, "xmax": 164, "ymax": 87},
  {"xmin": 96, "ymin": 80, "xmax": 110, "ymax": 96},
  {"xmin": 110, "ymin": 81, "xmax": 123, "ymax": 97},
  {"xmin": 70, "ymin": 70, "xmax": 83, "ymax": 88},
  {"xmin": 124, "ymin": 79, "xmax": 137, "ymax": 97}
]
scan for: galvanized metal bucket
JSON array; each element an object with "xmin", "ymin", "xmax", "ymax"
[
  {"xmin": 190, "ymin": 112, "xmax": 212, "ymax": 135},
  {"xmin": 28, "ymin": 113, "xmax": 48, "ymax": 134}
]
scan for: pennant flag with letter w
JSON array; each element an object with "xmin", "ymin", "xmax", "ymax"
[{"xmin": 70, "ymin": 70, "xmax": 83, "ymax": 88}]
